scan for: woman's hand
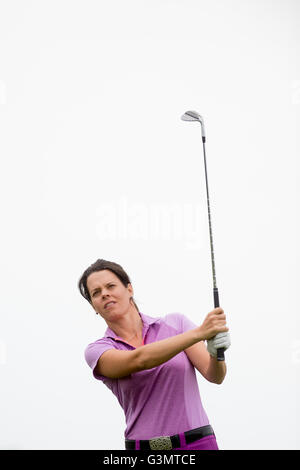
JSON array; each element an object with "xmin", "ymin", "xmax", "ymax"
[
  {"xmin": 207, "ymin": 331, "xmax": 231, "ymax": 358},
  {"xmin": 196, "ymin": 307, "xmax": 229, "ymax": 341}
]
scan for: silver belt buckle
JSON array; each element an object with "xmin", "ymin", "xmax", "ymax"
[{"xmin": 149, "ymin": 435, "xmax": 172, "ymax": 450}]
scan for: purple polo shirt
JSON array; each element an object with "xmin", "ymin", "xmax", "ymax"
[{"xmin": 84, "ymin": 312, "xmax": 210, "ymax": 440}]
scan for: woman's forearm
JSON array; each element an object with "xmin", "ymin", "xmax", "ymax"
[
  {"xmin": 137, "ymin": 307, "xmax": 228, "ymax": 373},
  {"xmin": 137, "ymin": 328, "xmax": 201, "ymax": 370},
  {"xmin": 205, "ymin": 355, "xmax": 227, "ymax": 384}
]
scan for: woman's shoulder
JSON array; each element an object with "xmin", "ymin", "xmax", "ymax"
[
  {"xmin": 159, "ymin": 312, "xmax": 186, "ymax": 329},
  {"xmin": 84, "ymin": 336, "xmax": 115, "ymax": 354},
  {"xmin": 160, "ymin": 312, "xmax": 197, "ymax": 332},
  {"xmin": 84, "ymin": 336, "xmax": 116, "ymax": 367}
]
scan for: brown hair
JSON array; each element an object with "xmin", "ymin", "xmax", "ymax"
[{"xmin": 78, "ymin": 259, "xmax": 139, "ymax": 313}]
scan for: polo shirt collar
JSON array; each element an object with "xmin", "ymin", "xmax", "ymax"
[{"xmin": 104, "ymin": 311, "xmax": 160, "ymax": 339}]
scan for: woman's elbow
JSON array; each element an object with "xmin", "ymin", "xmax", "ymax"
[
  {"xmin": 214, "ymin": 377, "xmax": 225, "ymax": 385},
  {"xmin": 205, "ymin": 373, "xmax": 226, "ymax": 385}
]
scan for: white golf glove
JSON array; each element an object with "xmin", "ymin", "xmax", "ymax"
[{"xmin": 207, "ymin": 332, "xmax": 231, "ymax": 358}]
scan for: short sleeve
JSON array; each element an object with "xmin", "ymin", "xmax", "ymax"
[
  {"xmin": 180, "ymin": 313, "xmax": 198, "ymax": 332},
  {"xmin": 164, "ymin": 312, "xmax": 198, "ymax": 334},
  {"xmin": 84, "ymin": 338, "xmax": 116, "ymax": 381}
]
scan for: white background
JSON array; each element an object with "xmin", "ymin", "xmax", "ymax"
[{"xmin": 0, "ymin": 0, "xmax": 299, "ymax": 450}]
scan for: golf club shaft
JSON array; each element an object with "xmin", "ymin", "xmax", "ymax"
[{"xmin": 202, "ymin": 140, "xmax": 225, "ymax": 362}]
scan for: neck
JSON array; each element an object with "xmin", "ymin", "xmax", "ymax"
[{"xmin": 106, "ymin": 307, "xmax": 143, "ymax": 341}]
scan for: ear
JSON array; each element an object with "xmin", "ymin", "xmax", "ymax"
[
  {"xmin": 91, "ymin": 301, "xmax": 98, "ymax": 315},
  {"xmin": 127, "ymin": 283, "xmax": 134, "ymax": 296}
]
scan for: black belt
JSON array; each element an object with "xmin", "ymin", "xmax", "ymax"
[{"xmin": 125, "ymin": 424, "xmax": 214, "ymax": 450}]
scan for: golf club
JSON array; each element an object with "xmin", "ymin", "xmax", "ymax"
[{"xmin": 181, "ymin": 110, "xmax": 225, "ymax": 361}]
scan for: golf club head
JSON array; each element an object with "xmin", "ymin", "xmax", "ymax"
[
  {"xmin": 181, "ymin": 110, "xmax": 203, "ymax": 122},
  {"xmin": 181, "ymin": 110, "xmax": 206, "ymax": 141}
]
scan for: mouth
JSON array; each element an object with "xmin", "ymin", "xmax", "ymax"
[{"xmin": 104, "ymin": 301, "xmax": 116, "ymax": 309}]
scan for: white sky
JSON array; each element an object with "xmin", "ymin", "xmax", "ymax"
[{"xmin": 0, "ymin": 0, "xmax": 299, "ymax": 450}]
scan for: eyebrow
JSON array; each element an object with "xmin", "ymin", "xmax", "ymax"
[{"xmin": 91, "ymin": 282, "xmax": 115, "ymax": 295}]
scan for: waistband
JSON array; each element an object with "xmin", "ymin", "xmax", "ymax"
[{"xmin": 125, "ymin": 424, "xmax": 214, "ymax": 450}]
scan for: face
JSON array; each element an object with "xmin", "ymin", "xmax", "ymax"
[{"xmin": 86, "ymin": 269, "xmax": 134, "ymax": 320}]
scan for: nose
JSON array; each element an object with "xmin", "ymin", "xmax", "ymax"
[{"xmin": 102, "ymin": 289, "xmax": 111, "ymax": 301}]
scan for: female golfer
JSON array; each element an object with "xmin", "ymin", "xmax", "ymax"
[{"xmin": 80, "ymin": 259, "xmax": 230, "ymax": 450}]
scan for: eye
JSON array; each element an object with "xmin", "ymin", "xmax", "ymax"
[{"xmin": 92, "ymin": 284, "xmax": 115, "ymax": 297}]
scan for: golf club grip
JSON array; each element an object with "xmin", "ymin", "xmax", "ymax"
[{"xmin": 213, "ymin": 288, "xmax": 225, "ymax": 361}]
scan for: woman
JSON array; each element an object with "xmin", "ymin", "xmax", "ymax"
[{"xmin": 79, "ymin": 259, "xmax": 231, "ymax": 451}]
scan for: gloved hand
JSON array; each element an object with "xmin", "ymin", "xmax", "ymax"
[{"xmin": 207, "ymin": 332, "xmax": 231, "ymax": 358}]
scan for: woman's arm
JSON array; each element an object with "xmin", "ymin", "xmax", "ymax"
[
  {"xmin": 137, "ymin": 328, "xmax": 201, "ymax": 370},
  {"xmin": 138, "ymin": 308, "xmax": 228, "ymax": 372},
  {"xmin": 184, "ymin": 341, "xmax": 227, "ymax": 384}
]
